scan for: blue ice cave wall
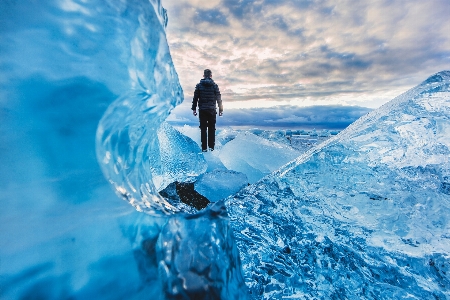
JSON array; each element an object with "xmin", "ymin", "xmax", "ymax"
[
  {"xmin": 225, "ymin": 71, "xmax": 450, "ymax": 299},
  {"xmin": 0, "ymin": 0, "xmax": 246, "ymax": 299}
]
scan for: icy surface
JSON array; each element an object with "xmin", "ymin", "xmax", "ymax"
[
  {"xmin": 195, "ymin": 170, "xmax": 249, "ymax": 202},
  {"xmin": 219, "ymin": 132, "xmax": 301, "ymax": 183},
  {"xmin": 202, "ymin": 150, "xmax": 229, "ymax": 172},
  {"xmin": 154, "ymin": 122, "xmax": 207, "ymax": 191},
  {"xmin": 225, "ymin": 71, "xmax": 450, "ymax": 299},
  {"xmin": 173, "ymin": 125, "xmax": 305, "ymax": 187},
  {"xmin": 2, "ymin": 0, "xmax": 450, "ymax": 299},
  {"xmin": 250, "ymin": 128, "xmax": 335, "ymax": 149},
  {"xmin": 157, "ymin": 203, "xmax": 248, "ymax": 299},
  {"xmin": 175, "ymin": 124, "xmax": 204, "ymax": 147}
]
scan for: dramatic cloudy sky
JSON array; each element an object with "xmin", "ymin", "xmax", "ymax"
[{"xmin": 163, "ymin": 0, "xmax": 450, "ymax": 129}]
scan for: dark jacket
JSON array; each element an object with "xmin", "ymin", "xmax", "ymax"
[{"xmin": 192, "ymin": 77, "xmax": 223, "ymax": 113}]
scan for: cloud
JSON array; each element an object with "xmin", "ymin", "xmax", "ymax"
[
  {"xmin": 194, "ymin": 8, "xmax": 229, "ymax": 26},
  {"xmin": 167, "ymin": 103, "xmax": 372, "ymax": 129},
  {"xmin": 163, "ymin": 0, "xmax": 450, "ymax": 110}
]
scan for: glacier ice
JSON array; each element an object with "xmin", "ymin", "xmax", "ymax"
[
  {"xmin": 156, "ymin": 203, "xmax": 248, "ymax": 299},
  {"xmin": 225, "ymin": 71, "xmax": 450, "ymax": 299},
  {"xmin": 195, "ymin": 170, "xmax": 249, "ymax": 202},
  {"xmin": 154, "ymin": 122, "xmax": 207, "ymax": 191},
  {"xmin": 157, "ymin": 124, "xmax": 301, "ymax": 206},
  {"xmin": 171, "ymin": 125, "xmax": 304, "ymax": 188},
  {"xmin": 175, "ymin": 124, "xmax": 204, "ymax": 147},
  {"xmin": 0, "ymin": 0, "xmax": 245, "ymax": 298},
  {"xmin": 219, "ymin": 131, "xmax": 301, "ymax": 183},
  {"xmin": 2, "ymin": 0, "xmax": 450, "ymax": 299}
]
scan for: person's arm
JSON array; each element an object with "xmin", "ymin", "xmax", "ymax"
[
  {"xmin": 192, "ymin": 84, "xmax": 199, "ymax": 116},
  {"xmin": 215, "ymin": 84, "xmax": 223, "ymax": 116}
]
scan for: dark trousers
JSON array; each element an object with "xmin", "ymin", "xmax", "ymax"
[{"xmin": 199, "ymin": 110, "xmax": 216, "ymax": 150}]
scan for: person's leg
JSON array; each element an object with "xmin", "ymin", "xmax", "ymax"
[
  {"xmin": 199, "ymin": 110, "xmax": 208, "ymax": 151},
  {"xmin": 207, "ymin": 111, "xmax": 217, "ymax": 150}
]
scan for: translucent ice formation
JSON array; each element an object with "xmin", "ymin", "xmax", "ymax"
[
  {"xmin": 95, "ymin": 5, "xmax": 184, "ymax": 215},
  {"xmin": 219, "ymin": 132, "xmax": 301, "ymax": 183},
  {"xmin": 0, "ymin": 0, "xmax": 245, "ymax": 299},
  {"xmin": 153, "ymin": 122, "xmax": 207, "ymax": 191},
  {"xmin": 157, "ymin": 203, "xmax": 249, "ymax": 299},
  {"xmin": 225, "ymin": 71, "xmax": 450, "ymax": 299},
  {"xmin": 195, "ymin": 170, "xmax": 249, "ymax": 202},
  {"xmin": 2, "ymin": 0, "xmax": 450, "ymax": 299}
]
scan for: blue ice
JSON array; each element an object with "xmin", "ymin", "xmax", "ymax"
[{"xmin": 1, "ymin": 0, "xmax": 450, "ymax": 299}]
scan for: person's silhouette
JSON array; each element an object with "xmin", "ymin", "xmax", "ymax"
[{"xmin": 192, "ymin": 69, "xmax": 223, "ymax": 152}]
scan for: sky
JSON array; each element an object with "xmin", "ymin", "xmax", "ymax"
[{"xmin": 163, "ymin": 0, "xmax": 450, "ymax": 129}]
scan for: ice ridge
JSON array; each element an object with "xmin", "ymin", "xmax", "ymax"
[{"xmin": 225, "ymin": 71, "xmax": 450, "ymax": 299}]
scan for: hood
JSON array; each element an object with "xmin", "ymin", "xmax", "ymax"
[{"xmin": 200, "ymin": 77, "xmax": 215, "ymax": 87}]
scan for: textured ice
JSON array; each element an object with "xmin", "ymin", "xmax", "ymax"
[
  {"xmin": 219, "ymin": 132, "xmax": 301, "ymax": 183},
  {"xmin": 172, "ymin": 125, "xmax": 303, "ymax": 186},
  {"xmin": 251, "ymin": 128, "xmax": 336, "ymax": 152},
  {"xmin": 163, "ymin": 125, "xmax": 298, "ymax": 203},
  {"xmin": 2, "ymin": 0, "xmax": 450, "ymax": 299},
  {"xmin": 225, "ymin": 71, "xmax": 450, "ymax": 299},
  {"xmin": 156, "ymin": 203, "xmax": 248, "ymax": 299},
  {"xmin": 0, "ymin": 0, "xmax": 246, "ymax": 298},
  {"xmin": 153, "ymin": 122, "xmax": 207, "ymax": 191},
  {"xmin": 175, "ymin": 124, "xmax": 204, "ymax": 147},
  {"xmin": 216, "ymin": 127, "xmax": 240, "ymax": 146}
]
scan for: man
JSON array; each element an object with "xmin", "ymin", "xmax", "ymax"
[{"xmin": 192, "ymin": 69, "xmax": 223, "ymax": 152}]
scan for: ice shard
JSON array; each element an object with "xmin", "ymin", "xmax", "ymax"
[
  {"xmin": 153, "ymin": 122, "xmax": 207, "ymax": 192},
  {"xmin": 195, "ymin": 169, "xmax": 249, "ymax": 202},
  {"xmin": 219, "ymin": 132, "xmax": 301, "ymax": 183}
]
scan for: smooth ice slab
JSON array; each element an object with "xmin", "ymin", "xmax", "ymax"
[
  {"xmin": 194, "ymin": 169, "xmax": 249, "ymax": 202},
  {"xmin": 219, "ymin": 132, "xmax": 301, "ymax": 183}
]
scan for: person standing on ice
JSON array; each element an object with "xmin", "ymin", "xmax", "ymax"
[{"xmin": 192, "ymin": 69, "xmax": 223, "ymax": 152}]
